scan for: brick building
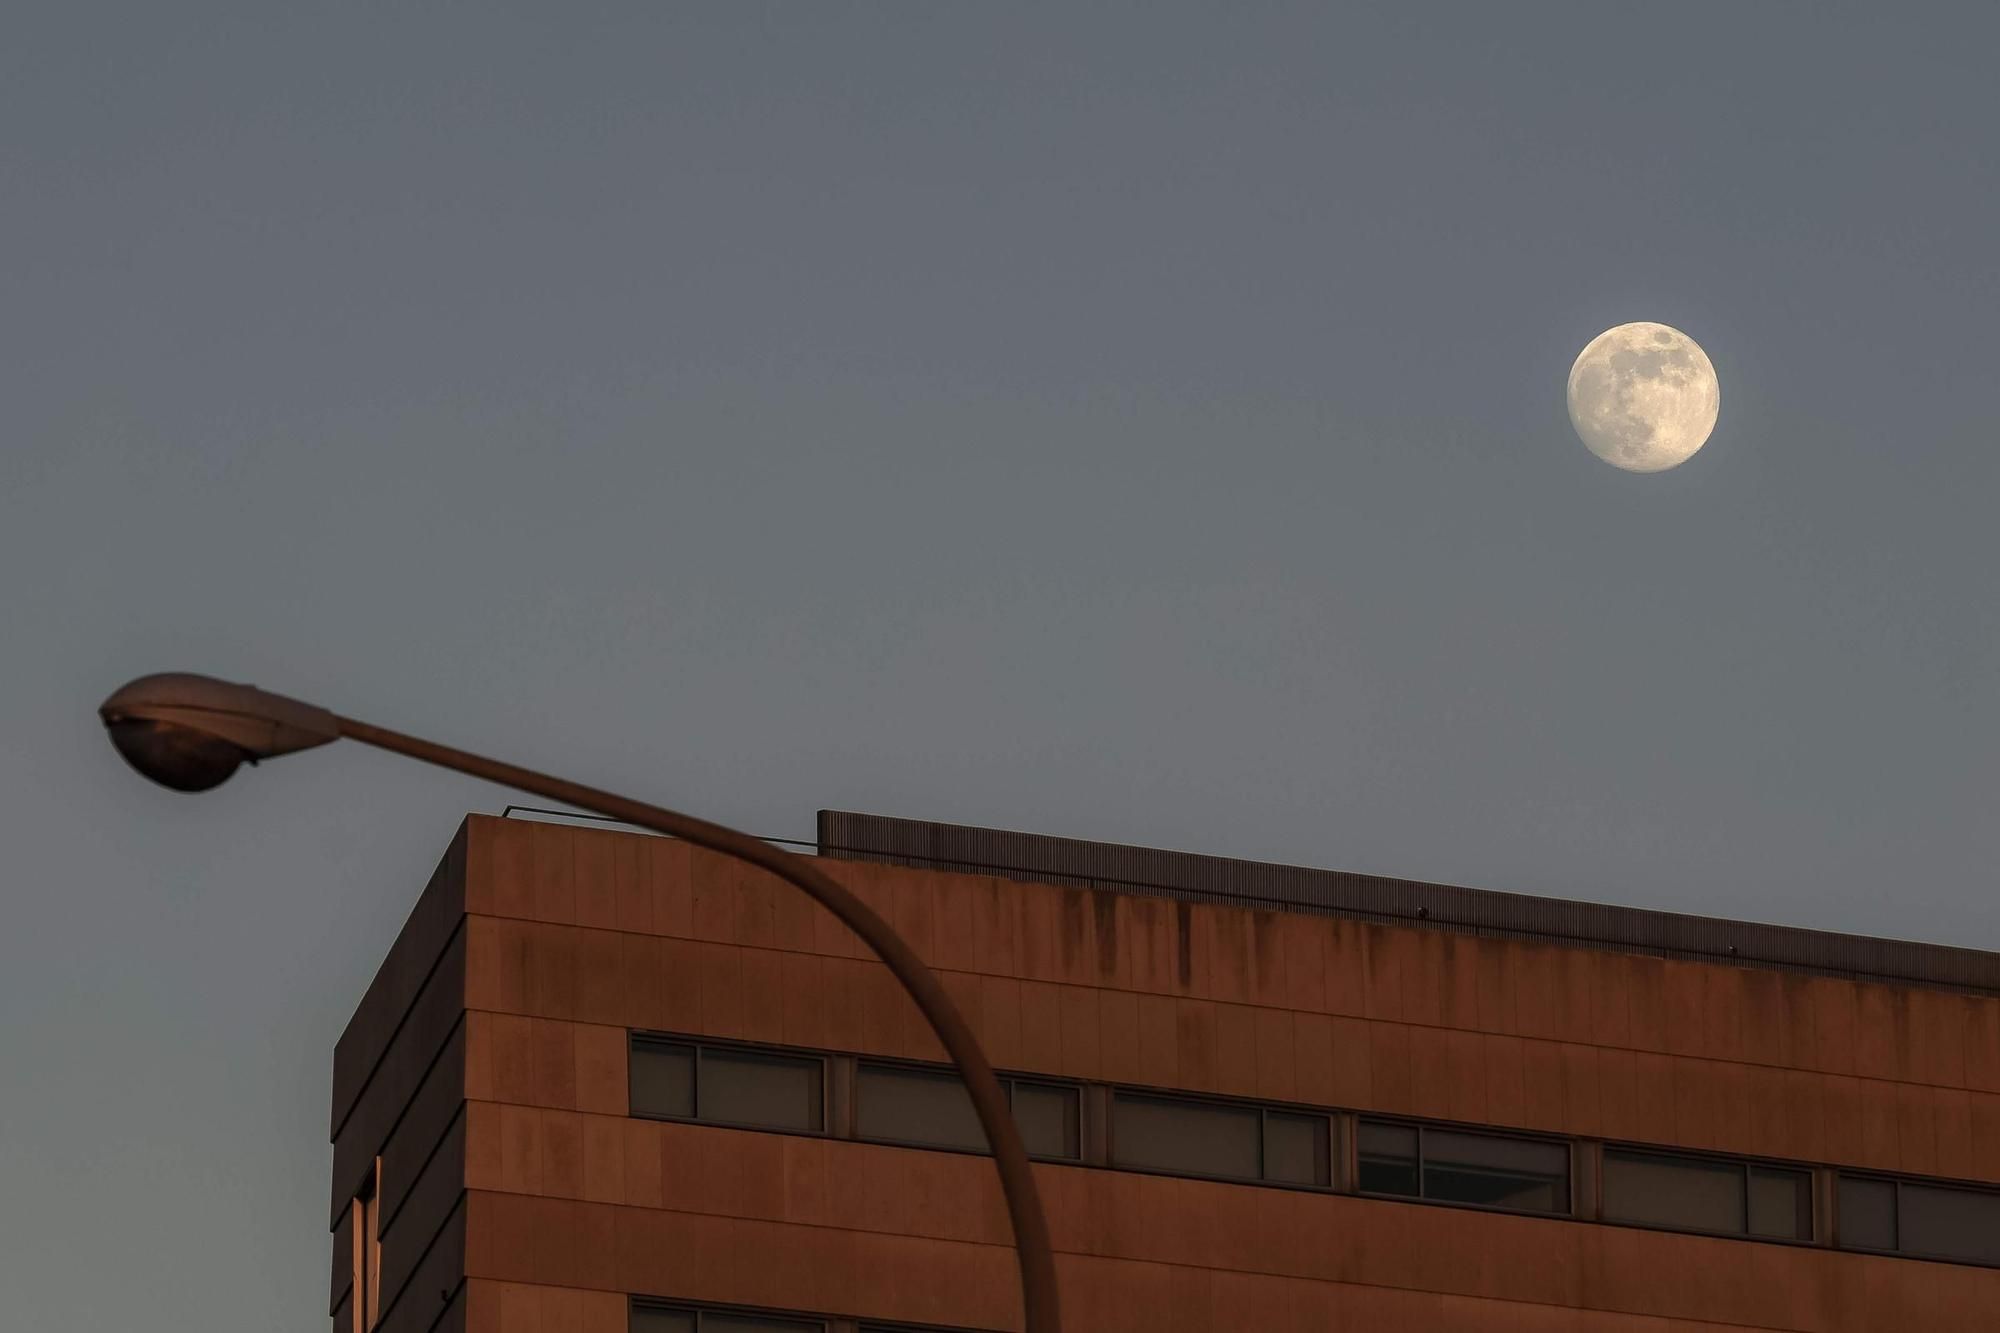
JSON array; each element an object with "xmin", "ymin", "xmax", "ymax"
[{"xmin": 330, "ymin": 811, "xmax": 2000, "ymax": 1333}]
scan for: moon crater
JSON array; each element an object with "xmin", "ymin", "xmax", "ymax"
[{"xmin": 1567, "ymin": 321, "xmax": 1719, "ymax": 472}]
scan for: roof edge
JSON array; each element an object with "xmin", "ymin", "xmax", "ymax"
[{"xmin": 818, "ymin": 809, "xmax": 2000, "ymax": 996}]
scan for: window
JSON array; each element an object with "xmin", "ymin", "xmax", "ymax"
[
  {"xmin": 1605, "ymin": 1150, "xmax": 1743, "ymax": 1232},
  {"xmin": 631, "ymin": 1309, "xmax": 819, "ymax": 1333},
  {"xmin": 1748, "ymin": 1165, "xmax": 1813, "ymax": 1239},
  {"xmin": 1424, "ymin": 1128, "xmax": 1569, "ymax": 1212},
  {"xmin": 618, "ymin": 1029, "xmax": 2000, "ymax": 1271},
  {"xmin": 631, "ymin": 1304, "xmax": 972, "ymax": 1333},
  {"xmin": 630, "ymin": 1039, "xmax": 824, "ymax": 1132},
  {"xmin": 1900, "ymin": 1183, "xmax": 2000, "ymax": 1265},
  {"xmin": 1111, "ymin": 1092, "xmax": 1330, "ymax": 1186},
  {"xmin": 1010, "ymin": 1080, "xmax": 1082, "ymax": 1161},
  {"xmin": 1113, "ymin": 1093, "xmax": 1258, "ymax": 1179},
  {"xmin": 702, "ymin": 1049, "xmax": 823, "ymax": 1131},
  {"xmin": 1264, "ymin": 1111, "xmax": 1331, "ymax": 1186},
  {"xmin": 1838, "ymin": 1175, "xmax": 1897, "ymax": 1250},
  {"xmin": 1357, "ymin": 1120, "xmax": 1568, "ymax": 1214},
  {"xmin": 630, "ymin": 1041, "xmax": 694, "ymax": 1118},
  {"xmin": 1357, "ymin": 1121, "xmax": 1420, "ymax": 1196},
  {"xmin": 1838, "ymin": 1174, "xmax": 2000, "ymax": 1264},
  {"xmin": 855, "ymin": 1062, "xmax": 1080, "ymax": 1160},
  {"xmin": 349, "ymin": 1158, "xmax": 382, "ymax": 1333},
  {"xmin": 1602, "ymin": 1149, "xmax": 1810, "ymax": 1240}
]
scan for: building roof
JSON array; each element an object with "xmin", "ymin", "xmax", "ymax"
[{"xmin": 817, "ymin": 809, "xmax": 2000, "ymax": 996}]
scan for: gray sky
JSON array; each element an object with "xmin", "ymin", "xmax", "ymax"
[{"xmin": 4, "ymin": 5, "xmax": 1997, "ymax": 1329}]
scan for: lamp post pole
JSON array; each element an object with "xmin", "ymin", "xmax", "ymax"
[{"xmin": 99, "ymin": 674, "xmax": 1060, "ymax": 1333}]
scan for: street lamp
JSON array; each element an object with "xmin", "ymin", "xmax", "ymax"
[{"xmin": 98, "ymin": 672, "xmax": 1062, "ymax": 1333}]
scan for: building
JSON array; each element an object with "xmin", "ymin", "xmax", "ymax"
[{"xmin": 330, "ymin": 811, "xmax": 2000, "ymax": 1333}]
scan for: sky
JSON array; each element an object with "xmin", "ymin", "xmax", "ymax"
[{"xmin": 3, "ymin": 4, "xmax": 1998, "ymax": 1329}]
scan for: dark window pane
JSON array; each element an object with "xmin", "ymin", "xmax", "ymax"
[
  {"xmin": 700, "ymin": 1048, "xmax": 823, "ymax": 1131},
  {"xmin": 856, "ymin": 1064, "xmax": 984, "ymax": 1151},
  {"xmin": 1747, "ymin": 1166, "xmax": 1812, "ymax": 1240},
  {"xmin": 1112, "ymin": 1093, "xmax": 1260, "ymax": 1179},
  {"xmin": 1263, "ymin": 1112, "xmax": 1331, "ymax": 1186},
  {"xmin": 1603, "ymin": 1150, "xmax": 1745, "ymax": 1234},
  {"xmin": 1011, "ymin": 1081, "xmax": 1081, "ymax": 1160},
  {"xmin": 1423, "ymin": 1129, "xmax": 1569, "ymax": 1213},
  {"xmin": 1838, "ymin": 1176, "xmax": 1897, "ymax": 1251},
  {"xmin": 701, "ymin": 1317, "xmax": 822, "ymax": 1333},
  {"xmin": 630, "ymin": 1307, "xmax": 696, "ymax": 1333},
  {"xmin": 1898, "ymin": 1182, "xmax": 2000, "ymax": 1264},
  {"xmin": 1357, "ymin": 1120, "xmax": 1420, "ymax": 1197},
  {"xmin": 630, "ymin": 1042, "xmax": 695, "ymax": 1119}
]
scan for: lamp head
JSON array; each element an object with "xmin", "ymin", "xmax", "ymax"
[{"xmin": 98, "ymin": 673, "xmax": 340, "ymax": 793}]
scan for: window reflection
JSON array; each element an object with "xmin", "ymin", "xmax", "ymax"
[
  {"xmin": 1423, "ymin": 1129, "xmax": 1568, "ymax": 1212},
  {"xmin": 1357, "ymin": 1121, "xmax": 1419, "ymax": 1197},
  {"xmin": 1358, "ymin": 1120, "xmax": 1567, "ymax": 1215}
]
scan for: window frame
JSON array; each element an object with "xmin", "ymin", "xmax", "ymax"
[
  {"xmin": 629, "ymin": 1034, "xmax": 830, "ymax": 1137},
  {"xmin": 851, "ymin": 1056, "xmax": 1086, "ymax": 1162},
  {"xmin": 629, "ymin": 1297, "xmax": 989, "ymax": 1333},
  {"xmin": 1355, "ymin": 1115, "xmax": 1574, "ymax": 1219},
  {"xmin": 1599, "ymin": 1143, "xmax": 1815, "ymax": 1245},
  {"xmin": 1836, "ymin": 1171, "xmax": 2000, "ymax": 1267},
  {"xmin": 1108, "ymin": 1087, "xmax": 1335, "ymax": 1190},
  {"xmin": 630, "ymin": 1300, "xmax": 825, "ymax": 1332}
]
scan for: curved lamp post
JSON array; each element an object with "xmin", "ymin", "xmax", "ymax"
[{"xmin": 98, "ymin": 672, "xmax": 1061, "ymax": 1333}]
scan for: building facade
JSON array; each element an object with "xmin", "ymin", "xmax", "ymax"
[{"xmin": 331, "ymin": 812, "xmax": 2000, "ymax": 1333}]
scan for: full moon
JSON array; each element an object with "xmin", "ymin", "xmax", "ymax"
[{"xmin": 1567, "ymin": 322, "xmax": 1720, "ymax": 472}]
